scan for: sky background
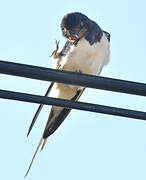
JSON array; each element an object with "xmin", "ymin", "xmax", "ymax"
[{"xmin": 0, "ymin": 0, "xmax": 146, "ymax": 180}]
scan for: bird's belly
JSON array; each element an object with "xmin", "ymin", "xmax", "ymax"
[
  {"xmin": 61, "ymin": 37, "xmax": 109, "ymax": 76},
  {"xmin": 53, "ymin": 35, "xmax": 110, "ymax": 93},
  {"xmin": 62, "ymin": 57, "xmax": 101, "ymax": 75}
]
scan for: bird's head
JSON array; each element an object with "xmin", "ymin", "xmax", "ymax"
[{"xmin": 61, "ymin": 12, "xmax": 89, "ymax": 42}]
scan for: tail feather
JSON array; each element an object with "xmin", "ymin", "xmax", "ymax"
[
  {"xmin": 43, "ymin": 107, "xmax": 72, "ymax": 138},
  {"xmin": 41, "ymin": 138, "xmax": 48, "ymax": 151},
  {"xmin": 27, "ymin": 83, "xmax": 54, "ymax": 137},
  {"xmin": 25, "ymin": 88, "xmax": 85, "ymax": 177},
  {"xmin": 43, "ymin": 88, "xmax": 85, "ymax": 139},
  {"xmin": 24, "ymin": 137, "xmax": 44, "ymax": 178}
]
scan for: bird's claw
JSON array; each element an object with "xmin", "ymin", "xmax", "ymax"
[{"xmin": 50, "ymin": 40, "xmax": 60, "ymax": 58}]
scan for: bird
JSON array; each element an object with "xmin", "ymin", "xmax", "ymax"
[{"xmin": 25, "ymin": 12, "xmax": 110, "ymax": 177}]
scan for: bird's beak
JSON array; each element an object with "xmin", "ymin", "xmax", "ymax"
[
  {"xmin": 68, "ymin": 32, "xmax": 80, "ymax": 41},
  {"xmin": 72, "ymin": 32, "xmax": 80, "ymax": 38},
  {"xmin": 71, "ymin": 29, "xmax": 83, "ymax": 39},
  {"xmin": 69, "ymin": 28, "xmax": 87, "ymax": 42}
]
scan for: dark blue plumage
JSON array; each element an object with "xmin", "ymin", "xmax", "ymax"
[{"xmin": 61, "ymin": 12, "xmax": 110, "ymax": 45}]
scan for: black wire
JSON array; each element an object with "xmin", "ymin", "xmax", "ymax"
[
  {"xmin": 0, "ymin": 89, "xmax": 146, "ymax": 120},
  {"xmin": 0, "ymin": 60, "xmax": 146, "ymax": 96}
]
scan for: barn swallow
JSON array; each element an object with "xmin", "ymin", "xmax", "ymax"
[{"xmin": 25, "ymin": 12, "xmax": 110, "ymax": 177}]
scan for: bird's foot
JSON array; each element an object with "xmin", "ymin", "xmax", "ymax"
[{"xmin": 50, "ymin": 40, "xmax": 60, "ymax": 58}]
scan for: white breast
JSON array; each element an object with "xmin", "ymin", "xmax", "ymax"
[
  {"xmin": 50, "ymin": 33, "xmax": 110, "ymax": 98},
  {"xmin": 59, "ymin": 32, "xmax": 110, "ymax": 76}
]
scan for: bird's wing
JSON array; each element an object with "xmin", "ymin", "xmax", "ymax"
[
  {"xmin": 103, "ymin": 31, "xmax": 111, "ymax": 42},
  {"xmin": 42, "ymin": 88, "xmax": 85, "ymax": 139},
  {"xmin": 25, "ymin": 87, "xmax": 85, "ymax": 177},
  {"xmin": 27, "ymin": 82, "xmax": 54, "ymax": 137},
  {"xmin": 27, "ymin": 40, "xmax": 61, "ymax": 137}
]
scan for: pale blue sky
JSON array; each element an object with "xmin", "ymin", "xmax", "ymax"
[{"xmin": 0, "ymin": 0, "xmax": 146, "ymax": 180}]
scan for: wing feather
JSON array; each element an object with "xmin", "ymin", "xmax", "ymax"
[
  {"xmin": 27, "ymin": 82, "xmax": 54, "ymax": 136},
  {"xmin": 43, "ymin": 88, "xmax": 85, "ymax": 139}
]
